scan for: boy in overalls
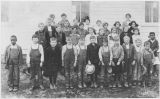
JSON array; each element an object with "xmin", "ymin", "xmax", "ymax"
[
  {"xmin": 4, "ymin": 35, "xmax": 23, "ymax": 92},
  {"xmin": 76, "ymin": 38, "xmax": 87, "ymax": 88},
  {"xmin": 87, "ymin": 36, "xmax": 100, "ymax": 88},
  {"xmin": 142, "ymin": 41, "xmax": 154, "ymax": 87},
  {"xmin": 62, "ymin": 36, "xmax": 77, "ymax": 89},
  {"xmin": 99, "ymin": 38, "xmax": 111, "ymax": 88},
  {"xmin": 122, "ymin": 36, "xmax": 136, "ymax": 87},
  {"xmin": 27, "ymin": 34, "xmax": 44, "ymax": 91}
]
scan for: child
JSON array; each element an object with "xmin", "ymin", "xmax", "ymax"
[
  {"xmin": 87, "ymin": 36, "xmax": 100, "ymax": 88},
  {"xmin": 84, "ymin": 17, "xmax": 91, "ymax": 30},
  {"xmin": 132, "ymin": 38, "xmax": 144, "ymax": 86},
  {"xmin": 77, "ymin": 22, "xmax": 88, "ymax": 39},
  {"xmin": 72, "ymin": 18, "xmax": 79, "ymax": 27},
  {"xmin": 120, "ymin": 26, "xmax": 130, "ymax": 45},
  {"xmin": 114, "ymin": 21, "xmax": 123, "ymax": 35},
  {"xmin": 142, "ymin": 41, "xmax": 154, "ymax": 87},
  {"xmin": 97, "ymin": 28, "xmax": 107, "ymax": 46},
  {"xmin": 56, "ymin": 26, "xmax": 66, "ymax": 46},
  {"xmin": 43, "ymin": 37, "xmax": 61, "ymax": 89},
  {"xmin": 62, "ymin": 36, "xmax": 77, "ymax": 89},
  {"xmin": 102, "ymin": 22, "xmax": 110, "ymax": 36},
  {"xmin": 108, "ymin": 27, "xmax": 120, "ymax": 50},
  {"xmin": 35, "ymin": 23, "xmax": 46, "ymax": 48},
  {"xmin": 62, "ymin": 20, "xmax": 72, "ymax": 37},
  {"xmin": 94, "ymin": 20, "xmax": 103, "ymax": 35},
  {"xmin": 70, "ymin": 25, "xmax": 80, "ymax": 45},
  {"xmin": 128, "ymin": 21, "xmax": 139, "ymax": 43},
  {"xmin": 44, "ymin": 18, "xmax": 58, "ymax": 44},
  {"xmin": 122, "ymin": 13, "xmax": 132, "ymax": 28},
  {"xmin": 122, "ymin": 36, "xmax": 136, "ymax": 87},
  {"xmin": 58, "ymin": 13, "xmax": 69, "ymax": 28},
  {"xmin": 110, "ymin": 39, "xmax": 124, "ymax": 88},
  {"xmin": 99, "ymin": 38, "xmax": 111, "ymax": 88},
  {"xmin": 4, "ymin": 35, "xmax": 23, "ymax": 92},
  {"xmin": 27, "ymin": 34, "xmax": 44, "ymax": 90},
  {"xmin": 76, "ymin": 38, "xmax": 87, "ymax": 88},
  {"xmin": 85, "ymin": 27, "xmax": 98, "ymax": 46},
  {"xmin": 132, "ymin": 27, "xmax": 141, "ymax": 46},
  {"xmin": 49, "ymin": 14, "xmax": 56, "ymax": 27},
  {"xmin": 147, "ymin": 32, "xmax": 159, "ymax": 76}
]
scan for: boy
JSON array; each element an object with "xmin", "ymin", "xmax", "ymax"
[
  {"xmin": 44, "ymin": 18, "xmax": 58, "ymax": 45},
  {"xmin": 77, "ymin": 22, "xmax": 88, "ymax": 39},
  {"xmin": 58, "ymin": 13, "xmax": 69, "ymax": 28},
  {"xmin": 76, "ymin": 38, "xmax": 87, "ymax": 88},
  {"xmin": 70, "ymin": 25, "xmax": 80, "ymax": 45},
  {"xmin": 147, "ymin": 32, "xmax": 159, "ymax": 76},
  {"xmin": 142, "ymin": 41, "xmax": 154, "ymax": 87},
  {"xmin": 4, "ymin": 35, "xmax": 23, "ymax": 92},
  {"xmin": 49, "ymin": 14, "xmax": 56, "ymax": 27},
  {"xmin": 56, "ymin": 25, "xmax": 66, "ymax": 46},
  {"xmin": 102, "ymin": 22, "xmax": 110, "ymax": 36},
  {"xmin": 27, "ymin": 34, "xmax": 44, "ymax": 91},
  {"xmin": 43, "ymin": 37, "xmax": 61, "ymax": 89},
  {"xmin": 122, "ymin": 36, "xmax": 136, "ymax": 87},
  {"xmin": 85, "ymin": 27, "xmax": 97, "ymax": 46},
  {"xmin": 120, "ymin": 26, "xmax": 130, "ymax": 45},
  {"xmin": 97, "ymin": 28, "xmax": 107, "ymax": 46},
  {"xmin": 110, "ymin": 38, "xmax": 124, "ymax": 88},
  {"xmin": 35, "ymin": 23, "xmax": 46, "ymax": 48},
  {"xmin": 62, "ymin": 36, "xmax": 77, "ymax": 89},
  {"xmin": 87, "ymin": 36, "xmax": 100, "ymax": 88},
  {"xmin": 99, "ymin": 38, "xmax": 111, "ymax": 88}
]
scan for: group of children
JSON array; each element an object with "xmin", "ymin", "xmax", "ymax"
[{"xmin": 4, "ymin": 13, "xmax": 159, "ymax": 92}]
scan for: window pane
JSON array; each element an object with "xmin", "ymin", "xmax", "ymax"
[{"xmin": 153, "ymin": 2, "xmax": 159, "ymax": 22}]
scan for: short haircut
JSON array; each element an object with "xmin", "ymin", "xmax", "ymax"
[
  {"xmin": 66, "ymin": 36, "xmax": 72, "ymax": 41},
  {"xmin": 144, "ymin": 41, "xmax": 150, "ymax": 46},
  {"xmin": 150, "ymin": 32, "xmax": 155, "ymax": 36},
  {"xmin": 90, "ymin": 35, "xmax": 96, "ymax": 40},
  {"xmin": 49, "ymin": 14, "xmax": 55, "ymax": 18},
  {"xmin": 79, "ymin": 22, "xmax": 84, "ymax": 26},
  {"xmin": 99, "ymin": 28, "xmax": 105, "ymax": 32},
  {"xmin": 50, "ymin": 37, "xmax": 57, "ymax": 42},
  {"xmin": 123, "ymin": 35, "xmax": 130, "ymax": 40},
  {"xmin": 32, "ymin": 34, "xmax": 38, "ymax": 39},
  {"xmin": 114, "ymin": 21, "xmax": 121, "ymax": 26},
  {"xmin": 103, "ymin": 22, "xmax": 109, "ymax": 27},
  {"xmin": 10, "ymin": 35, "xmax": 17, "ymax": 40},
  {"xmin": 125, "ymin": 13, "xmax": 131, "ymax": 18},
  {"xmin": 61, "ymin": 13, "xmax": 67, "ymax": 17},
  {"xmin": 38, "ymin": 22, "xmax": 44, "ymax": 27},
  {"xmin": 133, "ymin": 27, "xmax": 140, "ymax": 34},
  {"xmin": 96, "ymin": 20, "xmax": 102, "ymax": 23},
  {"xmin": 88, "ymin": 27, "xmax": 96, "ymax": 34}
]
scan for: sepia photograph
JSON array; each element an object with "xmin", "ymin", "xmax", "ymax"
[{"xmin": 1, "ymin": 0, "xmax": 160, "ymax": 98}]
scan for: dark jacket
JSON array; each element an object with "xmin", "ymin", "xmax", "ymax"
[
  {"xmin": 128, "ymin": 27, "xmax": 135, "ymax": 44},
  {"xmin": 122, "ymin": 43, "xmax": 136, "ymax": 62},
  {"xmin": 43, "ymin": 44, "xmax": 62, "ymax": 76},
  {"xmin": 87, "ymin": 43, "xmax": 100, "ymax": 64},
  {"xmin": 148, "ymin": 39, "xmax": 159, "ymax": 56},
  {"xmin": 57, "ymin": 32, "xmax": 66, "ymax": 46}
]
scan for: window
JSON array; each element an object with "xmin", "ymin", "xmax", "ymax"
[
  {"xmin": 145, "ymin": 1, "xmax": 159, "ymax": 23},
  {"xmin": 72, "ymin": 1, "xmax": 90, "ymax": 22},
  {"xmin": 1, "ymin": 2, "xmax": 9, "ymax": 22}
]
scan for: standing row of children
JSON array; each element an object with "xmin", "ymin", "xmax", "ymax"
[{"xmin": 4, "ymin": 13, "xmax": 159, "ymax": 92}]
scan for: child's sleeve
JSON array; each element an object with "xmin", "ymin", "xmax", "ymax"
[
  {"xmin": 39, "ymin": 45, "xmax": 44, "ymax": 63},
  {"xmin": 61, "ymin": 45, "xmax": 66, "ymax": 62},
  {"xmin": 4, "ymin": 46, "xmax": 9, "ymax": 64},
  {"xmin": 86, "ymin": 45, "xmax": 90, "ymax": 63},
  {"xmin": 26, "ymin": 46, "xmax": 31, "ymax": 64},
  {"xmin": 110, "ymin": 47, "xmax": 113, "ymax": 62},
  {"xmin": 118, "ymin": 46, "xmax": 124, "ymax": 62},
  {"xmin": 19, "ymin": 46, "xmax": 23, "ymax": 65},
  {"xmin": 98, "ymin": 47, "xmax": 103, "ymax": 62},
  {"xmin": 73, "ymin": 46, "xmax": 78, "ymax": 63}
]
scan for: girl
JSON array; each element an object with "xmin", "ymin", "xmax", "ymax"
[
  {"xmin": 84, "ymin": 17, "xmax": 91, "ymax": 30},
  {"xmin": 99, "ymin": 38, "xmax": 111, "ymax": 88},
  {"xmin": 77, "ymin": 22, "xmax": 88, "ymax": 39},
  {"xmin": 76, "ymin": 38, "xmax": 87, "ymax": 88},
  {"xmin": 62, "ymin": 20, "xmax": 72, "ymax": 37},
  {"xmin": 120, "ymin": 26, "xmax": 130, "ymax": 45},
  {"xmin": 43, "ymin": 37, "xmax": 61, "ymax": 89},
  {"xmin": 94, "ymin": 20, "xmax": 103, "ymax": 35},
  {"xmin": 85, "ymin": 27, "xmax": 98, "ymax": 46},
  {"xmin": 56, "ymin": 26, "xmax": 66, "ymax": 46},
  {"xmin": 27, "ymin": 34, "xmax": 44, "ymax": 91},
  {"xmin": 122, "ymin": 13, "xmax": 132, "ymax": 28},
  {"xmin": 132, "ymin": 27, "xmax": 141, "ymax": 46},
  {"xmin": 114, "ymin": 21, "xmax": 123, "ymax": 36},
  {"xmin": 110, "ymin": 38, "xmax": 124, "ymax": 88},
  {"xmin": 128, "ymin": 21, "xmax": 139, "ymax": 44},
  {"xmin": 70, "ymin": 25, "xmax": 80, "ymax": 46},
  {"xmin": 62, "ymin": 36, "xmax": 77, "ymax": 89},
  {"xmin": 97, "ymin": 28, "xmax": 107, "ymax": 47},
  {"xmin": 49, "ymin": 14, "xmax": 56, "ymax": 27},
  {"xmin": 103, "ymin": 22, "xmax": 110, "ymax": 36}
]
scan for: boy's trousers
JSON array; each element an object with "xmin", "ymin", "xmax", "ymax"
[
  {"xmin": 8, "ymin": 64, "xmax": 19, "ymax": 88},
  {"xmin": 30, "ymin": 62, "xmax": 43, "ymax": 87}
]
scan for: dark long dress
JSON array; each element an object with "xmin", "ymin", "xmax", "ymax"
[{"xmin": 43, "ymin": 44, "xmax": 61, "ymax": 77}]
